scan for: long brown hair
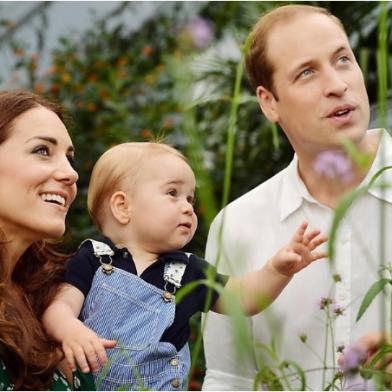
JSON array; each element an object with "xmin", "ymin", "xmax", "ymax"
[{"xmin": 0, "ymin": 90, "xmax": 71, "ymax": 389}]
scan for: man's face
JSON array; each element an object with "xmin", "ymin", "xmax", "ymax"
[{"xmin": 258, "ymin": 13, "xmax": 370, "ymax": 156}]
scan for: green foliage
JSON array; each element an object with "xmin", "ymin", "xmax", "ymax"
[{"xmin": 356, "ymin": 278, "xmax": 392, "ymax": 322}]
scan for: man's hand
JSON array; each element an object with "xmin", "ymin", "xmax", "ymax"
[{"xmin": 339, "ymin": 332, "xmax": 392, "ymax": 386}]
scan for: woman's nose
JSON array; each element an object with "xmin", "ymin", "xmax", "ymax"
[{"xmin": 55, "ymin": 158, "xmax": 79, "ymax": 185}]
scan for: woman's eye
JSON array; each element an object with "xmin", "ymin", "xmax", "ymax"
[
  {"xmin": 32, "ymin": 145, "xmax": 50, "ymax": 156},
  {"xmin": 67, "ymin": 154, "xmax": 75, "ymax": 167}
]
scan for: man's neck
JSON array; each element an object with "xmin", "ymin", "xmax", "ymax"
[{"xmin": 297, "ymin": 131, "xmax": 381, "ymax": 209}]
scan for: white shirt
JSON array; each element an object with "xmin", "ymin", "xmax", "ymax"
[{"xmin": 202, "ymin": 129, "xmax": 392, "ymax": 390}]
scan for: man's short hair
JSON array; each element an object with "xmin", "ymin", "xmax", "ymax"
[{"xmin": 245, "ymin": 5, "xmax": 346, "ymax": 95}]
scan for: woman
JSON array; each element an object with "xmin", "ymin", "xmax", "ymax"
[{"xmin": 0, "ymin": 90, "xmax": 94, "ymax": 390}]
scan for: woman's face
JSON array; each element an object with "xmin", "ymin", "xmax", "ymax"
[{"xmin": 0, "ymin": 106, "xmax": 78, "ymax": 243}]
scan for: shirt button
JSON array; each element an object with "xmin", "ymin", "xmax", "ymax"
[
  {"xmin": 171, "ymin": 378, "xmax": 180, "ymax": 388},
  {"xmin": 122, "ymin": 251, "xmax": 128, "ymax": 258},
  {"xmin": 170, "ymin": 358, "xmax": 179, "ymax": 367}
]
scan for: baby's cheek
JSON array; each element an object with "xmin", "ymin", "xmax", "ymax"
[{"xmin": 192, "ymin": 214, "xmax": 198, "ymax": 234}]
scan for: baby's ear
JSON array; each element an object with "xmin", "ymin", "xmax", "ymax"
[{"xmin": 109, "ymin": 191, "xmax": 131, "ymax": 225}]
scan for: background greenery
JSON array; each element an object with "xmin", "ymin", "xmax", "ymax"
[{"xmin": 1, "ymin": 1, "xmax": 390, "ymax": 389}]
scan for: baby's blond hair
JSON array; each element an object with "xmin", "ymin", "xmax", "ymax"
[{"xmin": 88, "ymin": 142, "xmax": 186, "ymax": 231}]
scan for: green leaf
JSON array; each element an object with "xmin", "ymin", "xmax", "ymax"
[
  {"xmin": 356, "ymin": 278, "xmax": 392, "ymax": 322},
  {"xmin": 329, "ymin": 165, "xmax": 392, "ymax": 263},
  {"xmin": 253, "ymin": 366, "xmax": 283, "ymax": 391},
  {"xmin": 281, "ymin": 360, "xmax": 306, "ymax": 391},
  {"xmin": 175, "ymin": 279, "xmax": 223, "ymax": 305}
]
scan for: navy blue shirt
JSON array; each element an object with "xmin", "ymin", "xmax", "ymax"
[{"xmin": 64, "ymin": 238, "xmax": 228, "ymax": 351}]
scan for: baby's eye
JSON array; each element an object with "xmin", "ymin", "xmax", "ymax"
[
  {"xmin": 187, "ymin": 195, "xmax": 196, "ymax": 206},
  {"xmin": 168, "ymin": 189, "xmax": 178, "ymax": 197},
  {"xmin": 32, "ymin": 145, "xmax": 50, "ymax": 156}
]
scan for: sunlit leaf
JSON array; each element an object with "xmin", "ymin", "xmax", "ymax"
[{"xmin": 356, "ymin": 278, "xmax": 391, "ymax": 322}]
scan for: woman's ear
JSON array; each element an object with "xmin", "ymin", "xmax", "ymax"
[
  {"xmin": 256, "ymin": 85, "xmax": 279, "ymax": 123},
  {"xmin": 109, "ymin": 191, "xmax": 131, "ymax": 225}
]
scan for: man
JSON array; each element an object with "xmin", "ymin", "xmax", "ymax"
[{"xmin": 202, "ymin": 4, "xmax": 392, "ymax": 390}]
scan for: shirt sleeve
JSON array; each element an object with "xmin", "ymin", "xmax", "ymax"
[
  {"xmin": 63, "ymin": 241, "xmax": 99, "ymax": 297},
  {"xmin": 186, "ymin": 253, "xmax": 229, "ymax": 313},
  {"xmin": 202, "ymin": 213, "xmax": 258, "ymax": 391}
]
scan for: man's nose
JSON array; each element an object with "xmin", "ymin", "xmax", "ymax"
[{"xmin": 323, "ymin": 67, "xmax": 348, "ymax": 97}]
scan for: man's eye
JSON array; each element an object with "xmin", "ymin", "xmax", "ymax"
[
  {"xmin": 32, "ymin": 145, "xmax": 50, "ymax": 156},
  {"xmin": 338, "ymin": 55, "xmax": 350, "ymax": 64},
  {"xmin": 301, "ymin": 68, "xmax": 313, "ymax": 77}
]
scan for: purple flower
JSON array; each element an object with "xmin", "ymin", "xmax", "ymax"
[
  {"xmin": 339, "ymin": 345, "xmax": 368, "ymax": 373},
  {"xmin": 314, "ymin": 150, "xmax": 353, "ymax": 184},
  {"xmin": 185, "ymin": 17, "xmax": 214, "ymax": 49},
  {"xmin": 333, "ymin": 303, "xmax": 344, "ymax": 316},
  {"xmin": 319, "ymin": 296, "xmax": 333, "ymax": 310}
]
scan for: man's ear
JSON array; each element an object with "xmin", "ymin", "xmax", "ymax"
[
  {"xmin": 256, "ymin": 85, "xmax": 279, "ymax": 123},
  {"xmin": 109, "ymin": 191, "xmax": 131, "ymax": 225}
]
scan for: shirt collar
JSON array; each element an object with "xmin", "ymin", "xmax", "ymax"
[
  {"xmin": 279, "ymin": 129, "xmax": 392, "ymax": 221},
  {"xmin": 99, "ymin": 236, "xmax": 189, "ymax": 264},
  {"xmin": 279, "ymin": 154, "xmax": 319, "ymax": 221}
]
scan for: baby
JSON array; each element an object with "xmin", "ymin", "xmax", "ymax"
[{"xmin": 43, "ymin": 142, "xmax": 327, "ymax": 390}]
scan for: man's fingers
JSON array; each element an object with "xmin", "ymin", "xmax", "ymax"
[{"xmin": 360, "ymin": 331, "xmax": 390, "ymax": 357}]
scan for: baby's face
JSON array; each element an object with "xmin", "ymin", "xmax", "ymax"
[{"xmin": 126, "ymin": 152, "xmax": 198, "ymax": 254}]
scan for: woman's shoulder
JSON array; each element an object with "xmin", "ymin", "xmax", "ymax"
[
  {"xmin": 0, "ymin": 358, "xmax": 13, "ymax": 391},
  {"xmin": 0, "ymin": 358, "xmax": 94, "ymax": 391},
  {"xmin": 52, "ymin": 369, "xmax": 95, "ymax": 391}
]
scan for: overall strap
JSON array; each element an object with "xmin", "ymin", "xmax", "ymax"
[
  {"xmin": 80, "ymin": 239, "xmax": 115, "ymax": 275},
  {"xmin": 162, "ymin": 253, "xmax": 190, "ymax": 302}
]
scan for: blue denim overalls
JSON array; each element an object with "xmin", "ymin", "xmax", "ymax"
[{"xmin": 80, "ymin": 240, "xmax": 190, "ymax": 391}]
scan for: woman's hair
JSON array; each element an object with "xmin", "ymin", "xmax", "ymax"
[
  {"xmin": 245, "ymin": 4, "xmax": 346, "ymax": 96},
  {"xmin": 88, "ymin": 142, "xmax": 186, "ymax": 231},
  {"xmin": 0, "ymin": 90, "xmax": 69, "ymax": 390}
]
